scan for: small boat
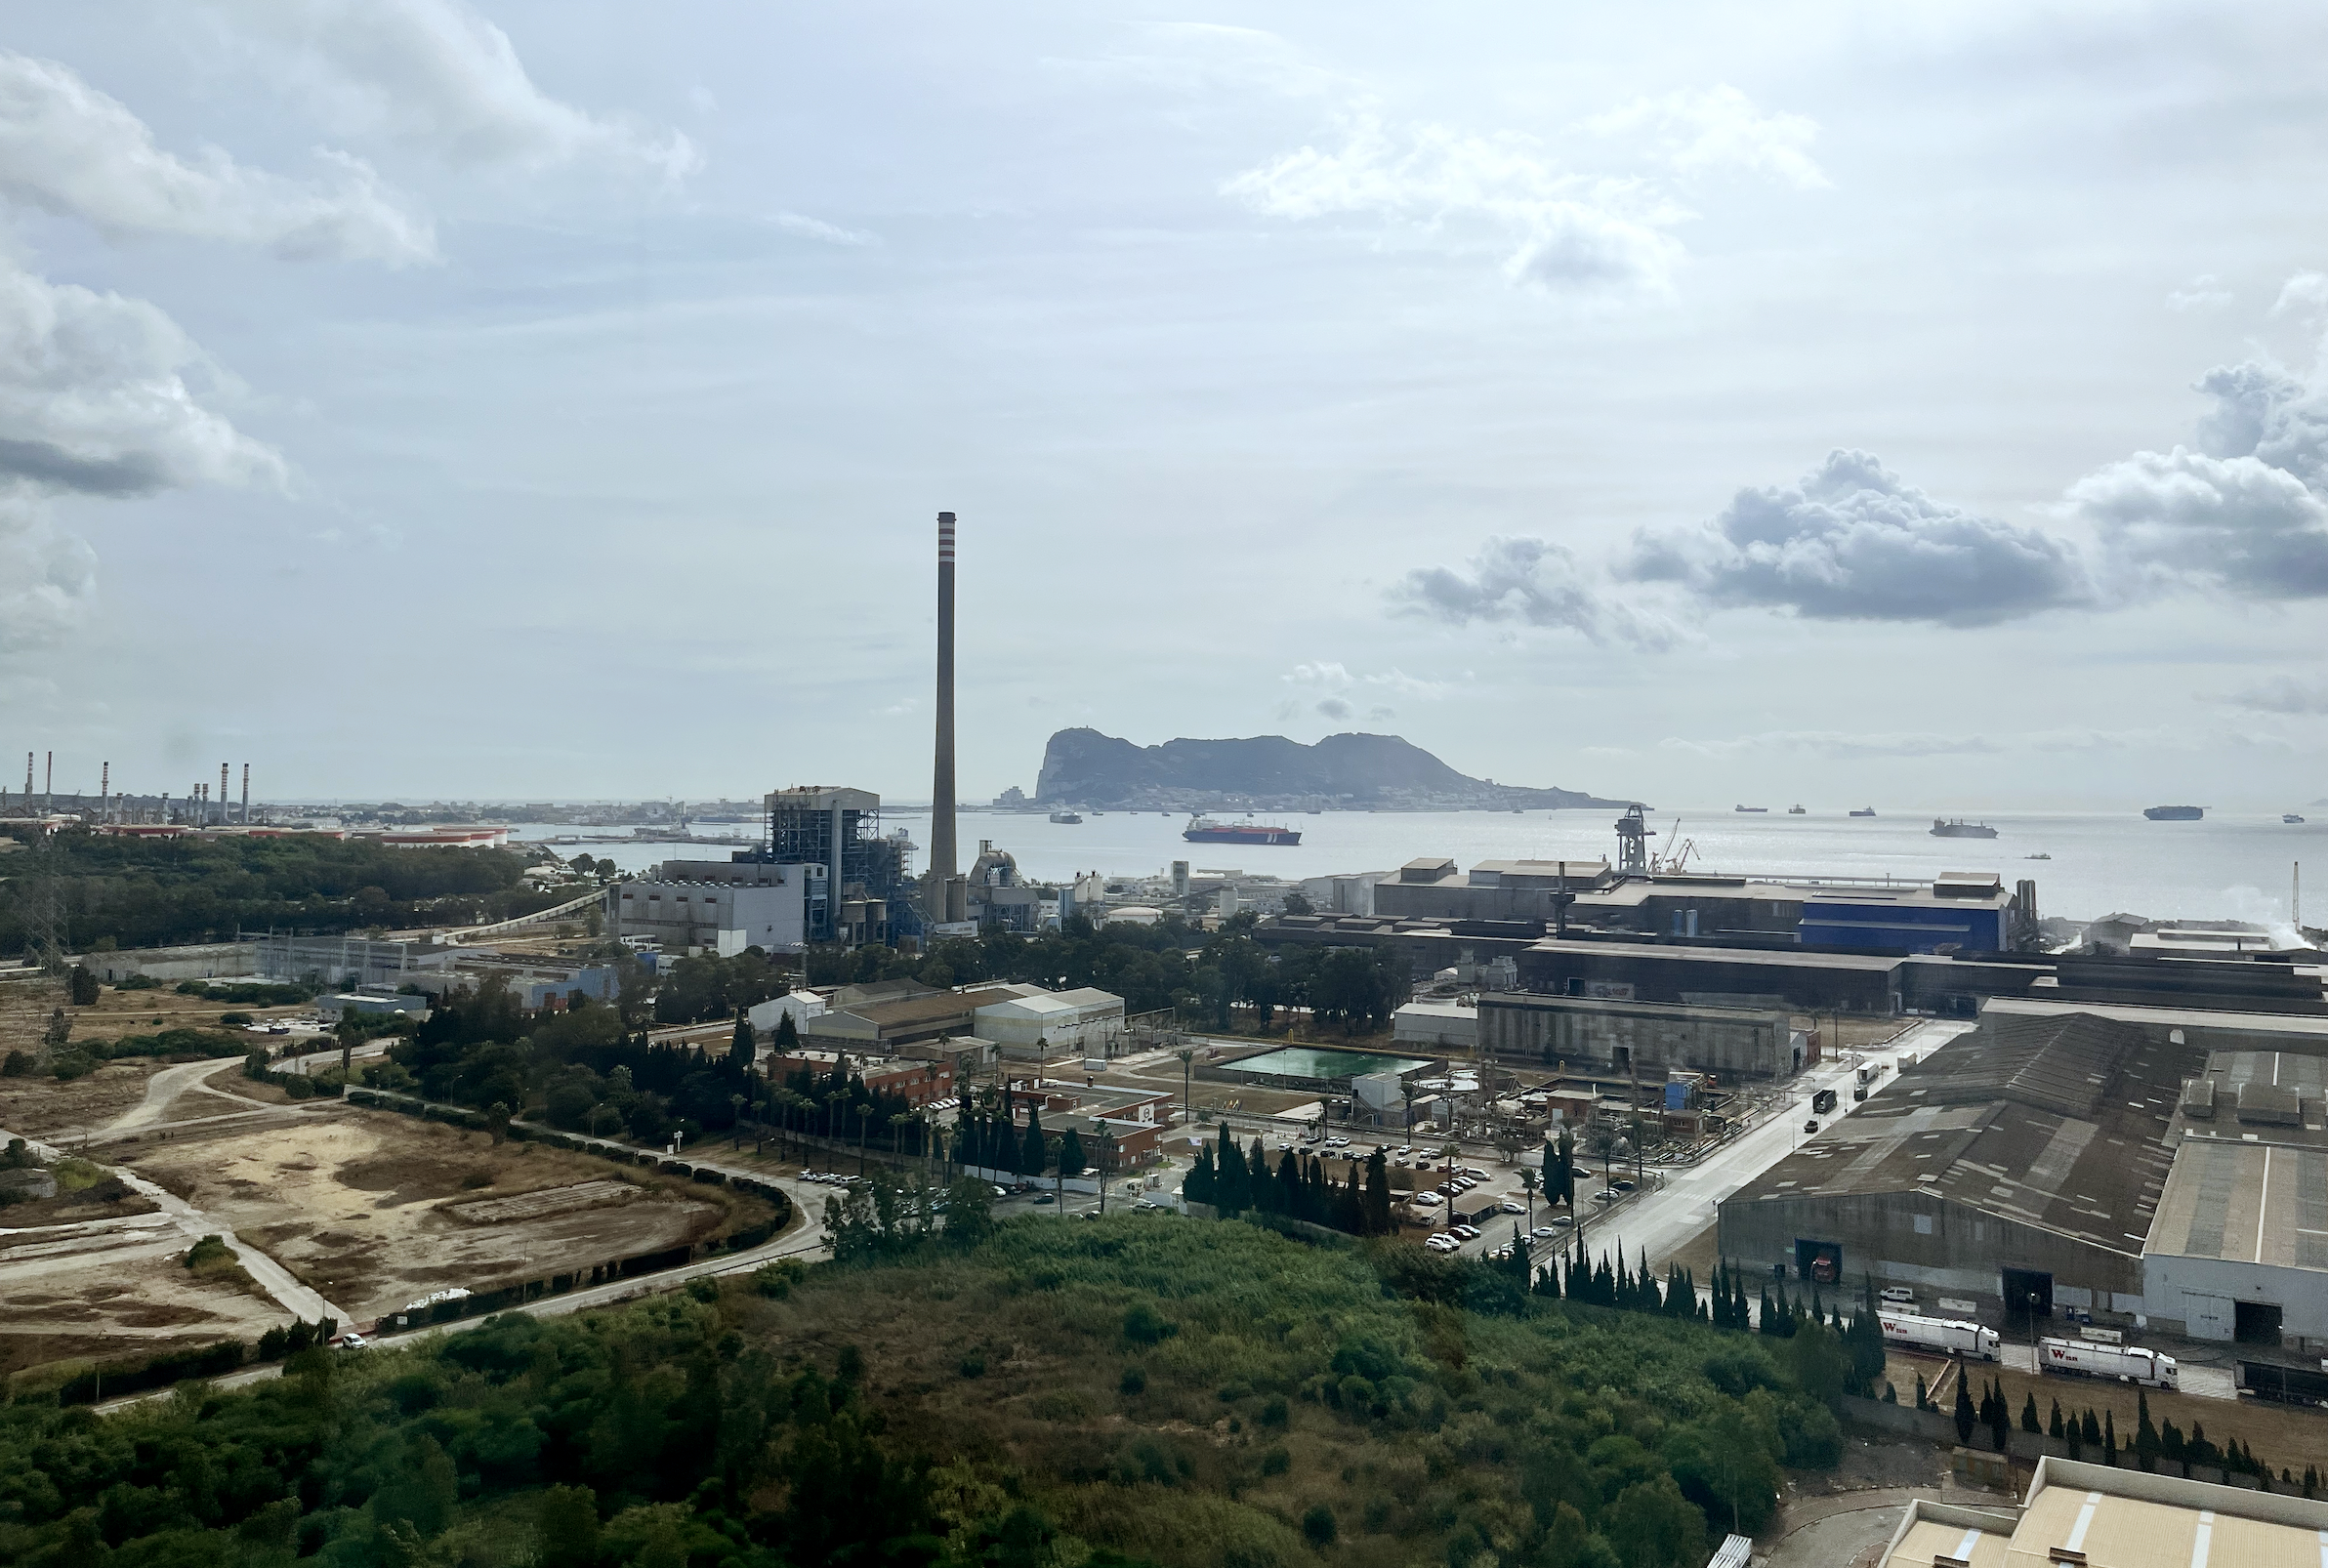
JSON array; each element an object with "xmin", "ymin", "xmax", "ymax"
[
  {"xmin": 2287, "ymin": 813, "xmax": 2307, "ymax": 824},
  {"xmin": 1734, "ymin": 805, "xmax": 1768, "ymax": 813},
  {"xmin": 1049, "ymin": 810, "xmax": 1082, "ymax": 824},
  {"xmin": 1850, "ymin": 806, "xmax": 1876, "ymax": 817},
  {"xmin": 1787, "ymin": 805, "xmax": 1807, "ymax": 815},
  {"xmin": 2025, "ymin": 853, "xmax": 2051, "ymax": 860}
]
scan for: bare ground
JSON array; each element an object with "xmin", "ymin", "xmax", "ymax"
[
  {"xmin": 0, "ymin": 1223, "xmax": 291, "ymax": 1381},
  {"xmin": 125, "ymin": 1110, "xmax": 769, "ymax": 1326}
]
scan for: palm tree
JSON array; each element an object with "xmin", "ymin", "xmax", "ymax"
[
  {"xmin": 729, "ymin": 1093, "xmax": 745, "ymax": 1149},
  {"xmin": 889, "ymin": 1110, "xmax": 913, "ymax": 1169},
  {"xmin": 1176, "ymin": 1047, "xmax": 1195, "ymax": 1127},
  {"xmin": 855, "ymin": 1101, "xmax": 873, "ymax": 1176},
  {"xmin": 1518, "ymin": 1165, "xmax": 1538, "ymax": 1223}
]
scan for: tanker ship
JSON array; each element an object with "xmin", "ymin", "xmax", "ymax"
[{"xmin": 1183, "ymin": 816, "xmax": 1302, "ymax": 846}]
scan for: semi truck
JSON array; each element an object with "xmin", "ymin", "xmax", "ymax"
[
  {"xmin": 2237, "ymin": 1360, "xmax": 2328, "ymax": 1407},
  {"xmin": 1878, "ymin": 1311, "xmax": 2001, "ymax": 1361},
  {"xmin": 2037, "ymin": 1337, "xmax": 2179, "ymax": 1389},
  {"xmin": 1811, "ymin": 1088, "xmax": 1839, "ymax": 1114}
]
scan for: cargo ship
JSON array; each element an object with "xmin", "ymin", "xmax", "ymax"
[
  {"xmin": 1788, "ymin": 805, "xmax": 1807, "ymax": 814},
  {"xmin": 2143, "ymin": 805, "xmax": 2204, "ymax": 821},
  {"xmin": 1048, "ymin": 810, "xmax": 1082, "ymax": 824},
  {"xmin": 1850, "ymin": 806, "xmax": 1876, "ymax": 817},
  {"xmin": 1930, "ymin": 818, "xmax": 1998, "ymax": 839},
  {"xmin": 1183, "ymin": 816, "xmax": 1301, "ymax": 846},
  {"xmin": 1733, "ymin": 805, "xmax": 1768, "ymax": 813}
]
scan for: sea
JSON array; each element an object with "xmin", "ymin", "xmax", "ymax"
[{"xmin": 506, "ymin": 808, "xmax": 2321, "ymax": 928}]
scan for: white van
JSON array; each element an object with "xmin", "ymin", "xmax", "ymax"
[{"xmin": 1879, "ymin": 1286, "xmax": 1916, "ymax": 1306}]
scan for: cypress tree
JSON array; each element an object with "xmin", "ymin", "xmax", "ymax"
[
  {"xmin": 2021, "ymin": 1391, "xmax": 2042, "ymax": 1434},
  {"xmin": 1987, "ymin": 1379, "xmax": 2011, "ymax": 1451},
  {"xmin": 728, "ymin": 1012, "xmax": 756, "ymax": 1072},
  {"xmin": 1731, "ymin": 1271, "xmax": 1749, "ymax": 1332},
  {"xmin": 1217, "ymin": 1134, "xmax": 1248, "ymax": 1217},
  {"xmin": 1021, "ymin": 1107, "xmax": 1047, "ymax": 1177},
  {"xmin": 1953, "ymin": 1368, "xmax": 1976, "ymax": 1445},
  {"xmin": 2103, "ymin": 1410, "xmax": 2116, "ymax": 1465},
  {"xmin": 1059, "ymin": 1126, "xmax": 1086, "ymax": 1178},
  {"xmin": 2136, "ymin": 1390, "xmax": 2159, "ymax": 1471},
  {"xmin": 1363, "ymin": 1147, "xmax": 1392, "ymax": 1236},
  {"xmin": 1185, "ymin": 1142, "xmax": 1217, "ymax": 1205},
  {"xmin": 1758, "ymin": 1282, "xmax": 1777, "ymax": 1335},
  {"xmin": 1274, "ymin": 1148, "xmax": 1302, "ymax": 1216}
]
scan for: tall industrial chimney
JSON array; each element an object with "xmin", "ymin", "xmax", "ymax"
[
  {"xmin": 100, "ymin": 762, "xmax": 107, "ymax": 822},
  {"xmin": 931, "ymin": 511, "xmax": 966, "ymax": 924},
  {"xmin": 241, "ymin": 763, "xmax": 250, "ymax": 824},
  {"xmin": 221, "ymin": 764, "xmax": 229, "ymax": 826}
]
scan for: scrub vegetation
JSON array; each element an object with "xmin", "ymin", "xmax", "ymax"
[{"xmin": 0, "ymin": 1215, "xmax": 1853, "ymax": 1568}]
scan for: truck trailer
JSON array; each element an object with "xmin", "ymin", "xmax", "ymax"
[
  {"xmin": 2037, "ymin": 1337, "xmax": 2179, "ymax": 1389},
  {"xmin": 2237, "ymin": 1360, "xmax": 2328, "ymax": 1407},
  {"xmin": 1878, "ymin": 1311, "xmax": 2000, "ymax": 1361}
]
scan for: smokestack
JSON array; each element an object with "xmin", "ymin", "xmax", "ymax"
[
  {"xmin": 221, "ymin": 764, "xmax": 229, "ymax": 825},
  {"xmin": 100, "ymin": 762, "xmax": 107, "ymax": 822},
  {"xmin": 241, "ymin": 763, "xmax": 250, "ymax": 824},
  {"xmin": 931, "ymin": 510, "xmax": 964, "ymax": 922},
  {"xmin": 44, "ymin": 750, "xmax": 51, "ymax": 811}
]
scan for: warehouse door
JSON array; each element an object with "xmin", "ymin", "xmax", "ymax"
[
  {"xmin": 2235, "ymin": 1301, "xmax": 2284, "ymax": 1346},
  {"xmin": 2002, "ymin": 1268, "xmax": 2052, "ymax": 1329}
]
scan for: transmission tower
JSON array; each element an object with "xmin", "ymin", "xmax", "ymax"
[{"xmin": 21, "ymin": 824, "xmax": 66, "ymax": 982}]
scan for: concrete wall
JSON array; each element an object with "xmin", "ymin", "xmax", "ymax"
[
  {"xmin": 75, "ymin": 941, "xmax": 256, "ymax": 982},
  {"xmin": 1719, "ymin": 1190, "xmax": 2143, "ymax": 1310}
]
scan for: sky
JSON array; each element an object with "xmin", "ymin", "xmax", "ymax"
[{"xmin": 2, "ymin": 1, "xmax": 2327, "ymax": 812}]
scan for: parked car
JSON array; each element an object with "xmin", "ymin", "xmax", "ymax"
[
  {"xmin": 1594, "ymin": 1190, "xmax": 1618, "ymax": 1204},
  {"xmin": 1546, "ymin": 1215, "xmax": 1574, "ymax": 1228},
  {"xmin": 1804, "ymin": 1118, "xmax": 1821, "ymax": 1134},
  {"xmin": 1611, "ymin": 1178, "xmax": 1637, "ymax": 1193},
  {"xmin": 1410, "ymin": 1192, "xmax": 1443, "ymax": 1208},
  {"xmin": 1032, "ymin": 1193, "xmax": 1055, "ymax": 1205},
  {"xmin": 1530, "ymin": 1225, "xmax": 1559, "ymax": 1240},
  {"xmin": 329, "ymin": 1333, "xmax": 368, "ymax": 1349},
  {"xmin": 1499, "ymin": 1200, "xmax": 1527, "ymax": 1215},
  {"xmin": 1879, "ymin": 1286, "xmax": 1916, "ymax": 1305}
]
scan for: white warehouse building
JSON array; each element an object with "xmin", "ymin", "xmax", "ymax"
[
  {"xmin": 608, "ymin": 867, "xmax": 818, "ymax": 956},
  {"xmin": 972, "ymin": 987, "xmax": 1127, "ymax": 1058}
]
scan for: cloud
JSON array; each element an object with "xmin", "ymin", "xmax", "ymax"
[
  {"xmin": 1625, "ymin": 449, "xmax": 2090, "ymax": 625},
  {"xmin": 0, "ymin": 254, "xmax": 286, "ymax": 498},
  {"xmin": 0, "ymin": 489, "xmax": 96, "ymax": 657},
  {"xmin": 1224, "ymin": 114, "xmax": 1686, "ymax": 295},
  {"xmin": 2229, "ymin": 675, "xmax": 2328, "ymax": 715},
  {"xmin": 1282, "ymin": 662, "xmax": 1448, "ymax": 700},
  {"xmin": 773, "ymin": 211, "xmax": 874, "ymax": 247},
  {"xmin": 1395, "ymin": 535, "xmax": 1683, "ymax": 648},
  {"xmin": 2271, "ymin": 270, "xmax": 2328, "ymax": 319},
  {"xmin": 1585, "ymin": 85, "xmax": 1827, "ymax": 189},
  {"xmin": 218, "ymin": 0, "xmax": 697, "ymax": 180},
  {"xmin": 1314, "ymin": 696, "xmax": 1352, "ymax": 720},
  {"xmin": 2167, "ymin": 274, "xmax": 2233, "ymax": 312},
  {"xmin": 1365, "ymin": 705, "xmax": 1395, "ymax": 722},
  {"xmin": 1049, "ymin": 23, "xmax": 1349, "ymax": 102},
  {"xmin": 1659, "ymin": 729, "xmax": 2005, "ymax": 761},
  {"xmin": 0, "ymin": 52, "xmax": 433, "ymax": 264},
  {"xmin": 2068, "ymin": 447, "xmax": 2328, "ymax": 598}
]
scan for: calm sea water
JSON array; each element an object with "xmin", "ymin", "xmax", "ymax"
[{"xmin": 509, "ymin": 809, "xmax": 2322, "ymax": 926}]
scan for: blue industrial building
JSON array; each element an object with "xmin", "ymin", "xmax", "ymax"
[{"xmin": 1800, "ymin": 873, "xmax": 2012, "ymax": 953}]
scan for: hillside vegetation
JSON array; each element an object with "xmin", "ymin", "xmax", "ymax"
[{"xmin": 0, "ymin": 1217, "xmax": 1848, "ymax": 1568}]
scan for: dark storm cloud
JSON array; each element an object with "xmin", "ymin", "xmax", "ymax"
[
  {"xmin": 1623, "ymin": 449, "xmax": 2091, "ymax": 625},
  {"xmin": 1393, "ymin": 535, "xmax": 1682, "ymax": 648}
]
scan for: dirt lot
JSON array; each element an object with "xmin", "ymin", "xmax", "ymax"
[
  {"xmin": 1884, "ymin": 1348, "xmax": 2328, "ymax": 1475},
  {"xmin": 0, "ymin": 979, "xmax": 305, "ymax": 1138},
  {"xmin": 123, "ymin": 1109, "xmax": 773, "ymax": 1326},
  {"xmin": 0, "ymin": 1218, "xmax": 288, "ymax": 1382}
]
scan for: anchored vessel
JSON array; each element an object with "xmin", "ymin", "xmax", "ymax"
[
  {"xmin": 1850, "ymin": 806, "xmax": 1876, "ymax": 817},
  {"xmin": 1930, "ymin": 818, "xmax": 1998, "ymax": 839},
  {"xmin": 2143, "ymin": 805, "xmax": 2204, "ymax": 821},
  {"xmin": 1183, "ymin": 816, "xmax": 1301, "ymax": 846},
  {"xmin": 1733, "ymin": 805, "xmax": 1768, "ymax": 813},
  {"xmin": 1048, "ymin": 810, "xmax": 1082, "ymax": 825}
]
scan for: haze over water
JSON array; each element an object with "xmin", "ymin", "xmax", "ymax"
[{"xmin": 530, "ymin": 810, "xmax": 2322, "ymax": 926}]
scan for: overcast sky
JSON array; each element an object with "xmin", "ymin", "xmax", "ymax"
[{"xmin": 3, "ymin": 0, "xmax": 2327, "ymax": 811}]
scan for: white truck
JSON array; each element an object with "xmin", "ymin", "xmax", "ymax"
[
  {"xmin": 2037, "ymin": 1337, "xmax": 2179, "ymax": 1389},
  {"xmin": 1879, "ymin": 1310, "xmax": 2001, "ymax": 1361}
]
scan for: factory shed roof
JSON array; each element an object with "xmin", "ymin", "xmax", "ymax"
[
  {"xmin": 1730, "ymin": 1011, "xmax": 2195, "ymax": 1256},
  {"xmin": 1883, "ymin": 1458, "xmax": 2328, "ymax": 1568},
  {"xmin": 2145, "ymin": 1139, "xmax": 2328, "ymax": 1272},
  {"xmin": 838, "ymin": 984, "xmax": 1039, "ymax": 1030},
  {"xmin": 1523, "ymin": 937, "xmax": 1903, "ymax": 972},
  {"xmin": 1984, "ymin": 993, "xmax": 2328, "ymax": 1039}
]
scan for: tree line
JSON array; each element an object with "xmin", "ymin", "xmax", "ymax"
[{"xmin": 0, "ymin": 829, "xmax": 559, "ymax": 955}]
